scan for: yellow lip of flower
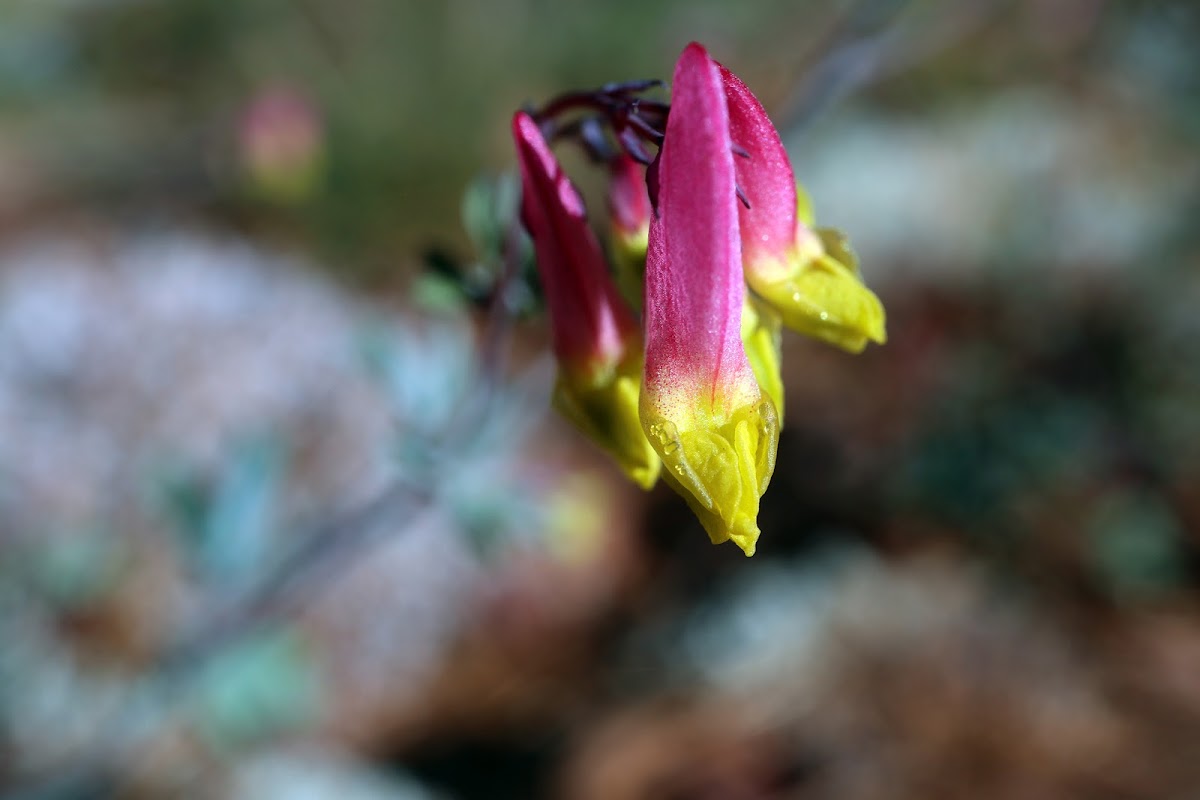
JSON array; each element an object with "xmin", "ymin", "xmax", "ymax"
[
  {"xmin": 554, "ymin": 352, "xmax": 660, "ymax": 490},
  {"xmin": 643, "ymin": 396, "xmax": 778, "ymax": 556},
  {"xmin": 753, "ymin": 241, "xmax": 888, "ymax": 357}
]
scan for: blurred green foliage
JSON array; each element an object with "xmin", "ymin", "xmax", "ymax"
[
  {"xmin": 194, "ymin": 628, "xmax": 318, "ymax": 749},
  {"xmin": 1, "ymin": 0, "xmax": 822, "ymax": 283},
  {"xmin": 157, "ymin": 433, "xmax": 286, "ymax": 581}
]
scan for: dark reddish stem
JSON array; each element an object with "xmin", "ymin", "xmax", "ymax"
[{"xmin": 532, "ymin": 80, "xmax": 669, "ymax": 167}]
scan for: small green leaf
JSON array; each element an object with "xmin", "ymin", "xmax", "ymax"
[
  {"xmin": 1088, "ymin": 490, "xmax": 1187, "ymax": 601},
  {"xmin": 193, "ymin": 629, "xmax": 318, "ymax": 749}
]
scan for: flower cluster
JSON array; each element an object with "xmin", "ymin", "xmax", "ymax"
[{"xmin": 513, "ymin": 43, "xmax": 885, "ymax": 556}]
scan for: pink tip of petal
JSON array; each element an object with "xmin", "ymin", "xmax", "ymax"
[
  {"xmin": 513, "ymin": 111, "xmax": 636, "ymax": 373},
  {"xmin": 718, "ymin": 62, "xmax": 799, "ymax": 272}
]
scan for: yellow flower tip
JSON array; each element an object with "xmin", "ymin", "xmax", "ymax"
[
  {"xmin": 642, "ymin": 395, "xmax": 778, "ymax": 556},
  {"xmin": 553, "ymin": 355, "xmax": 661, "ymax": 490},
  {"xmin": 750, "ymin": 248, "xmax": 888, "ymax": 355},
  {"xmin": 613, "ymin": 225, "xmax": 649, "ymax": 259},
  {"xmin": 733, "ymin": 528, "xmax": 759, "ymax": 557}
]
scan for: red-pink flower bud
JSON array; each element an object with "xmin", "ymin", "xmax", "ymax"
[{"xmin": 512, "ymin": 111, "xmax": 659, "ymax": 489}]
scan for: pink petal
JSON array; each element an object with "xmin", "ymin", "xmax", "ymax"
[
  {"xmin": 643, "ymin": 43, "xmax": 758, "ymax": 418},
  {"xmin": 512, "ymin": 111, "xmax": 636, "ymax": 373},
  {"xmin": 719, "ymin": 62, "xmax": 800, "ymax": 276},
  {"xmin": 607, "ymin": 153, "xmax": 652, "ymax": 238}
]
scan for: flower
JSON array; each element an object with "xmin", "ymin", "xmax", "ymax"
[
  {"xmin": 721, "ymin": 62, "xmax": 886, "ymax": 353},
  {"xmin": 513, "ymin": 42, "xmax": 885, "ymax": 555},
  {"xmin": 606, "ymin": 153, "xmax": 652, "ymax": 312},
  {"xmin": 640, "ymin": 43, "xmax": 779, "ymax": 556},
  {"xmin": 512, "ymin": 111, "xmax": 660, "ymax": 489},
  {"xmin": 239, "ymin": 86, "xmax": 324, "ymax": 203}
]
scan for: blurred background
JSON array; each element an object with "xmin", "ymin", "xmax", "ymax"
[{"xmin": 1, "ymin": 0, "xmax": 1199, "ymax": 798}]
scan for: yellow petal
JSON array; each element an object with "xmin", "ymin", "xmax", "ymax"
[
  {"xmin": 816, "ymin": 226, "xmax": 859, "ymax": 277},
  {"xmin": 554, "ymin": 354, "xmax": 661, "ymax": 490},
  {"xmin": 750, "ymin": 250, "xmax": 886, "ymax": 354},
  {"xmin": 643, "ymin": 397, "xmax": 778, "ymax": 556},
  {"xmin": 740, "ymin": 297, "xmax": 785, "ymax": 425}
]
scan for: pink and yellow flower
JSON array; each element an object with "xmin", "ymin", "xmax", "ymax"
[
  {"xmin": 721, "ymin": 63, "xmax": 886, "ymax": 354},
  {"xmin": 512, "ymin": 111, "xmax": 660, "ymax": 489},
  {"xmin": 640, "ymin": 43, "xmax": 778, "ymax": 556}
]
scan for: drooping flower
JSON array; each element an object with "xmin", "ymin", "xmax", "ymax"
[
  {"xmin": 239, "ymin": 86, "xmax": 324, "ymax": 202},
  {"xmin": 720, "ymin": 63, "xmax": 886, "ymax": 353},
  {"xmin": 511, "ymin": 42, "xmax": 885, "ymax": 555},
  {"xmin": 512, "ymin": 111, "xmax": 660, "ymax": 489},
  {"xmin": 640, "ymin": 43, "xmax": 778, "ymax": 556},
  {"xmin": 606, "ymin": 152, "xmax": 652, "ymax": 312}
]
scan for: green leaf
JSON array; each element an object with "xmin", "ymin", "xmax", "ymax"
[
  {"xmin": 1088, "ymin": 490, "xmax": 1188, "ymax": 601},
  {"xmin": 193, "ymin": 629, "xmax": 318, "ymax": 749}
]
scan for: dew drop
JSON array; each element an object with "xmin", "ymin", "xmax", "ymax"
[{"xmin": 819, "ymin": 311, "xmax": 829, "ymax": 321}]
